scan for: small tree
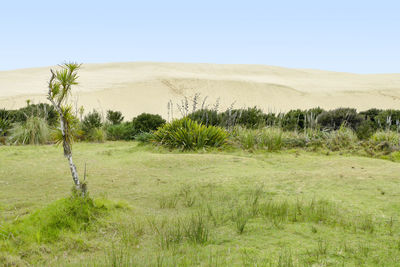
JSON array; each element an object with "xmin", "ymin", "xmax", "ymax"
[
  {"xmin": 106, "ymin": 110, "xmax": 124, "ymax": 125},
  {"xmin": 47, "ymin": 63, "xmax": 86, "ymax": 196},
  {"xmin": 82, "ymin": 110, "xmax": 103, "ymax": 133}
]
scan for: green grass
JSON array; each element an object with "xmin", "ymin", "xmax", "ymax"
[{"xmin": 2, "ymin": 142, "xmax": 400, "ymax": 265}]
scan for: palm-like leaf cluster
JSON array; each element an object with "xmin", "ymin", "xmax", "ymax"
[
  {"xmin": 51, "ymin": 106, "xmax": 81, "ymax": 145},
  {"xmin": 153, "ymin": 118, "xmax": 228, "ymax": 150},
  {"xmin": 48, "ymin": 63, "xmax": 81, "ymax": 105}
]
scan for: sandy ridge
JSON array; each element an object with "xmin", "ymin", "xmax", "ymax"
[{"xmin": 1, "ymin": 62, "xmax": 400, "ymax": 119}]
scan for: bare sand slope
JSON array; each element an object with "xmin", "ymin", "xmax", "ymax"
[{"xmin": 1, "ymin": 62, "xmax": 400, "ymax": 119}]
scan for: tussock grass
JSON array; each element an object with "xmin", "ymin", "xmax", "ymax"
[
  {"xmin": 8, "ymin": 116, "xmax": 50, "ymax": 145},
  {"xmin": 158, "ymin": 194, "xmax": 179, "ymax": 209},
  {"xmin": 234, "ymin": 127, "xmax": 283, "ymax": 151}
]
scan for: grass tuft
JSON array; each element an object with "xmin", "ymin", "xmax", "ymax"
[{"xmin": 3, "ymin": 192, "xmax": 114, "ymax": 245}]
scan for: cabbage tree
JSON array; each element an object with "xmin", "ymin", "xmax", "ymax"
[{"xmin": 47, "ymin": 63, "xmax": 86, "ymax": 196}]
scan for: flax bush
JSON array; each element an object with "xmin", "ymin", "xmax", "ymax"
[{"xmin": 153, "ymin": 118, "xmax": 228, "ymax": 150}]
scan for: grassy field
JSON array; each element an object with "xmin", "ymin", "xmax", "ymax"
[{"xmin": 1, "ymin": 142, "xmax": 400, "ymax": 266}]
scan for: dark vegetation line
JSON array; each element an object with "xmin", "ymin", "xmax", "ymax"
[{"xmin": 1, "ymin": 102, "xmax": 400, "ymax": 155}]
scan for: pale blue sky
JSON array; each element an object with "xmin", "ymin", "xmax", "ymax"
[{"xmin": 1, "ymin": 0, "xmax": 399, "ymax": 73}]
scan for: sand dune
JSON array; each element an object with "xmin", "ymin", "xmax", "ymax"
[{"xmin": 1, "ymin": 62, "xmax": 400, "ymax": 119}]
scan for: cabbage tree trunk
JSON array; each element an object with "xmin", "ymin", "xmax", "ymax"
[{"xmin": 47, "ymin": 71, "xmax": 84, "ymax": 196}]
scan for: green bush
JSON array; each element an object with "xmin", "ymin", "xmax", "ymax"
[
  {"xmin": 370, "ymin": 131, "xmax": 400, "ymax": 147},
  {"xmin": 318, "ymin": 108, "xmax": 363, "ymax": 130},
  {"xmin": 0, "ymin": 117, "xmax": 11, "ymax": 137},
  {"xmin": 281, "ymin": 109, "xmax": 306, "ymax": 131},
  {"xmin": 221, "ymin": 107, "xmax": 265, "ymax": 129},
  {"xmin": 234, "ymin": 127, "xmax": 257, "ymax": 150},
  {"xmin": 82, "ymin": 110, "xmax": 103, "ymax": 133},
  {"xmin": 264, "ymin": 113, "xmax": 278, "ymax": 126},
  {"xmin": 86, "ymin": 128, "xmax": 107, "ymax": 143},
  {"xmin": 8, "ymin": 116, "xmax": 50, "ymax": 145},
  {"xmin": 6, "ymin": 103, "xmax": 59, "ymax": 126},
  {"xmin": 135, "ymin": 132, "xmax": 154, "ymax": 143},
  {"xmin": 356, "ymin": 120, "xmax": 376, "ymax": 140},
  {"xmin": 132, "ymin": 113, "xmax": 166, "ymax": 134},
  {"xmin": 153, "ymin": 118, "xmax": 228, "ymax": 150},
  {"xmin": 106, "ymin": 123, "xmax": 134, "ymax": 141},
  {"xmin": 324, "ymin": 126, "xmax": 358, "ymax": 150},
  {"xmin": 187, "ymin": 109, "xmax": 221, "ymax": 126},
  {"xmin": 359, "ymin": 108, "xmax": 382, "ymax": 123},
  {"xmin": 374, "ymin": 110, "xmax": 400, "ymax": 131},
  {"xmin": 258, "ymin": 128, "xmax": 284, "ymax": 150},
  {"xmin": 282, "ymin": 131, "xmax": 308, "ymax": 148},
  {"xmin": 234, "ymin": 127, "xmax": 284, "ymax": 151},
  {"xmin": 106, "ymin": 110, "xmax": 124, "ymax": 125}
]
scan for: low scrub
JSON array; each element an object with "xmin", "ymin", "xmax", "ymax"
[
  {"xmin": 85, "ymin": 127, "xmax": 107, "ymax": 143},
  {"xmin": 233, "ymin": 126, "xmax": 360, "ymax": 152},
  {"xmin": 370, "ymin": 130, "xmax": 400, "ymax": 147},
  {"xmin": 323, "ymin": 126, "xmax": 358, "ymax": 151},
  {"xmin": 131, "ymin": 113, "xmax": 166, "ymax": 134},
  {"xmin": 234, "ymin": 127, "xmax": 283, "ymax": 151},
  {"xmin": 153, "ymin": 118, "xmax": 228, "ymax": 150},
  {"xmin": 8, "ymin": 116, "xmax": 50, "ymax": 145}
]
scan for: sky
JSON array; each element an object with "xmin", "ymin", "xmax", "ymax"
[{"xmin": 0, "ymin": 0, "xmax": 399, "ymax": 73}]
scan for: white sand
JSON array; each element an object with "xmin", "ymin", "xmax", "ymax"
[{"xmin": 1, "ymin": 62, "xmax": 400, "ymax": 119}]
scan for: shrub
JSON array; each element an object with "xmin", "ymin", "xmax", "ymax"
[
  {"xmin": 221, "ymin": 107, "xmax": 265, "ymax": 129},
  {"xmin": 370, "ymin": 131, "xmax": 400, "ymax": 147},
  {"xmin": 359, "ymin": 108, "xmax": 382, "ymax": 122},
  {"xmin": 324, "ymin": 126, "xmax": 358, "ymax": 150},
  {"xmin": 106, "ymin": 110, "xmax": 124, "ymax": 125},
  {"xmin": 153, "ymin": 118, "xmax": 228, "ymax": 150},
  {"xmin": 0, "ymin": 118, "xmax": 11, "ymax": 137},
  {"xmin": 0, "ymin": 109, "xmax": 12, "ymax": 136},
  {"xmin": 86, "ymin": 128, "xmax": 107, "ymax": 143},
  {"xmin": 282, "ymin": 131, "xmax": 308, "ymax": 148},
  {"xmin": 106, "ymin": 123, "xmax": 134, "ymax": 141},
  {"xmin": 187, "ymin": 109, "xmax": 221, "ymax": 126},
  {"xmin": 234, "ymin": 127, "xmax": 257, "ymax": 150},
  {"xmin": 281, "ymin": 109, "xmax": 306, "ymax": 131},
  {"xmin": 135, "ymin": 132, "xmax": 154, "ymax": 143},
  {"xmin": 264, "ymin": 113, "xmax": 277, "ymax": 126},
  {"xmin": 257, "ymin": 128, "xmax": 284, "ymax": 151},
  {"xmin": 8, "ymin": 116, "xmax": 50, "ymax": 145},
  {"xmin": 356, "ymin": 120, "xmax": 376, "ymax": 140},
  {"xmin": 374, "ymin": 110, "xmax": 400, "ymax": 131},
  {"xmin": 234, "ymin": 127, "xmax": 284, "ymax": 151},
  {"xmin": 82, "ymin": 110, "xmax": 103, "ymax": 133},
  {"xmin": 6, "ymin": 103, "xmax": 59, "ymax": 126},
  {"xmin": 131, "ymin": 113, "xmax": 166, "ymax": 134},
  {"xmin": 317, "ymin": 108, "xmax": 363, "ymax": 130}
]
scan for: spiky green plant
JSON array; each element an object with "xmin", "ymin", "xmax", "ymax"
[
  {"xmin": 153, "ymin": 117, "xmax": 228, "ymax": 150},
  {"xmin": 8, "ymin": 116, "xmax": 50, "ymax": 145}
]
